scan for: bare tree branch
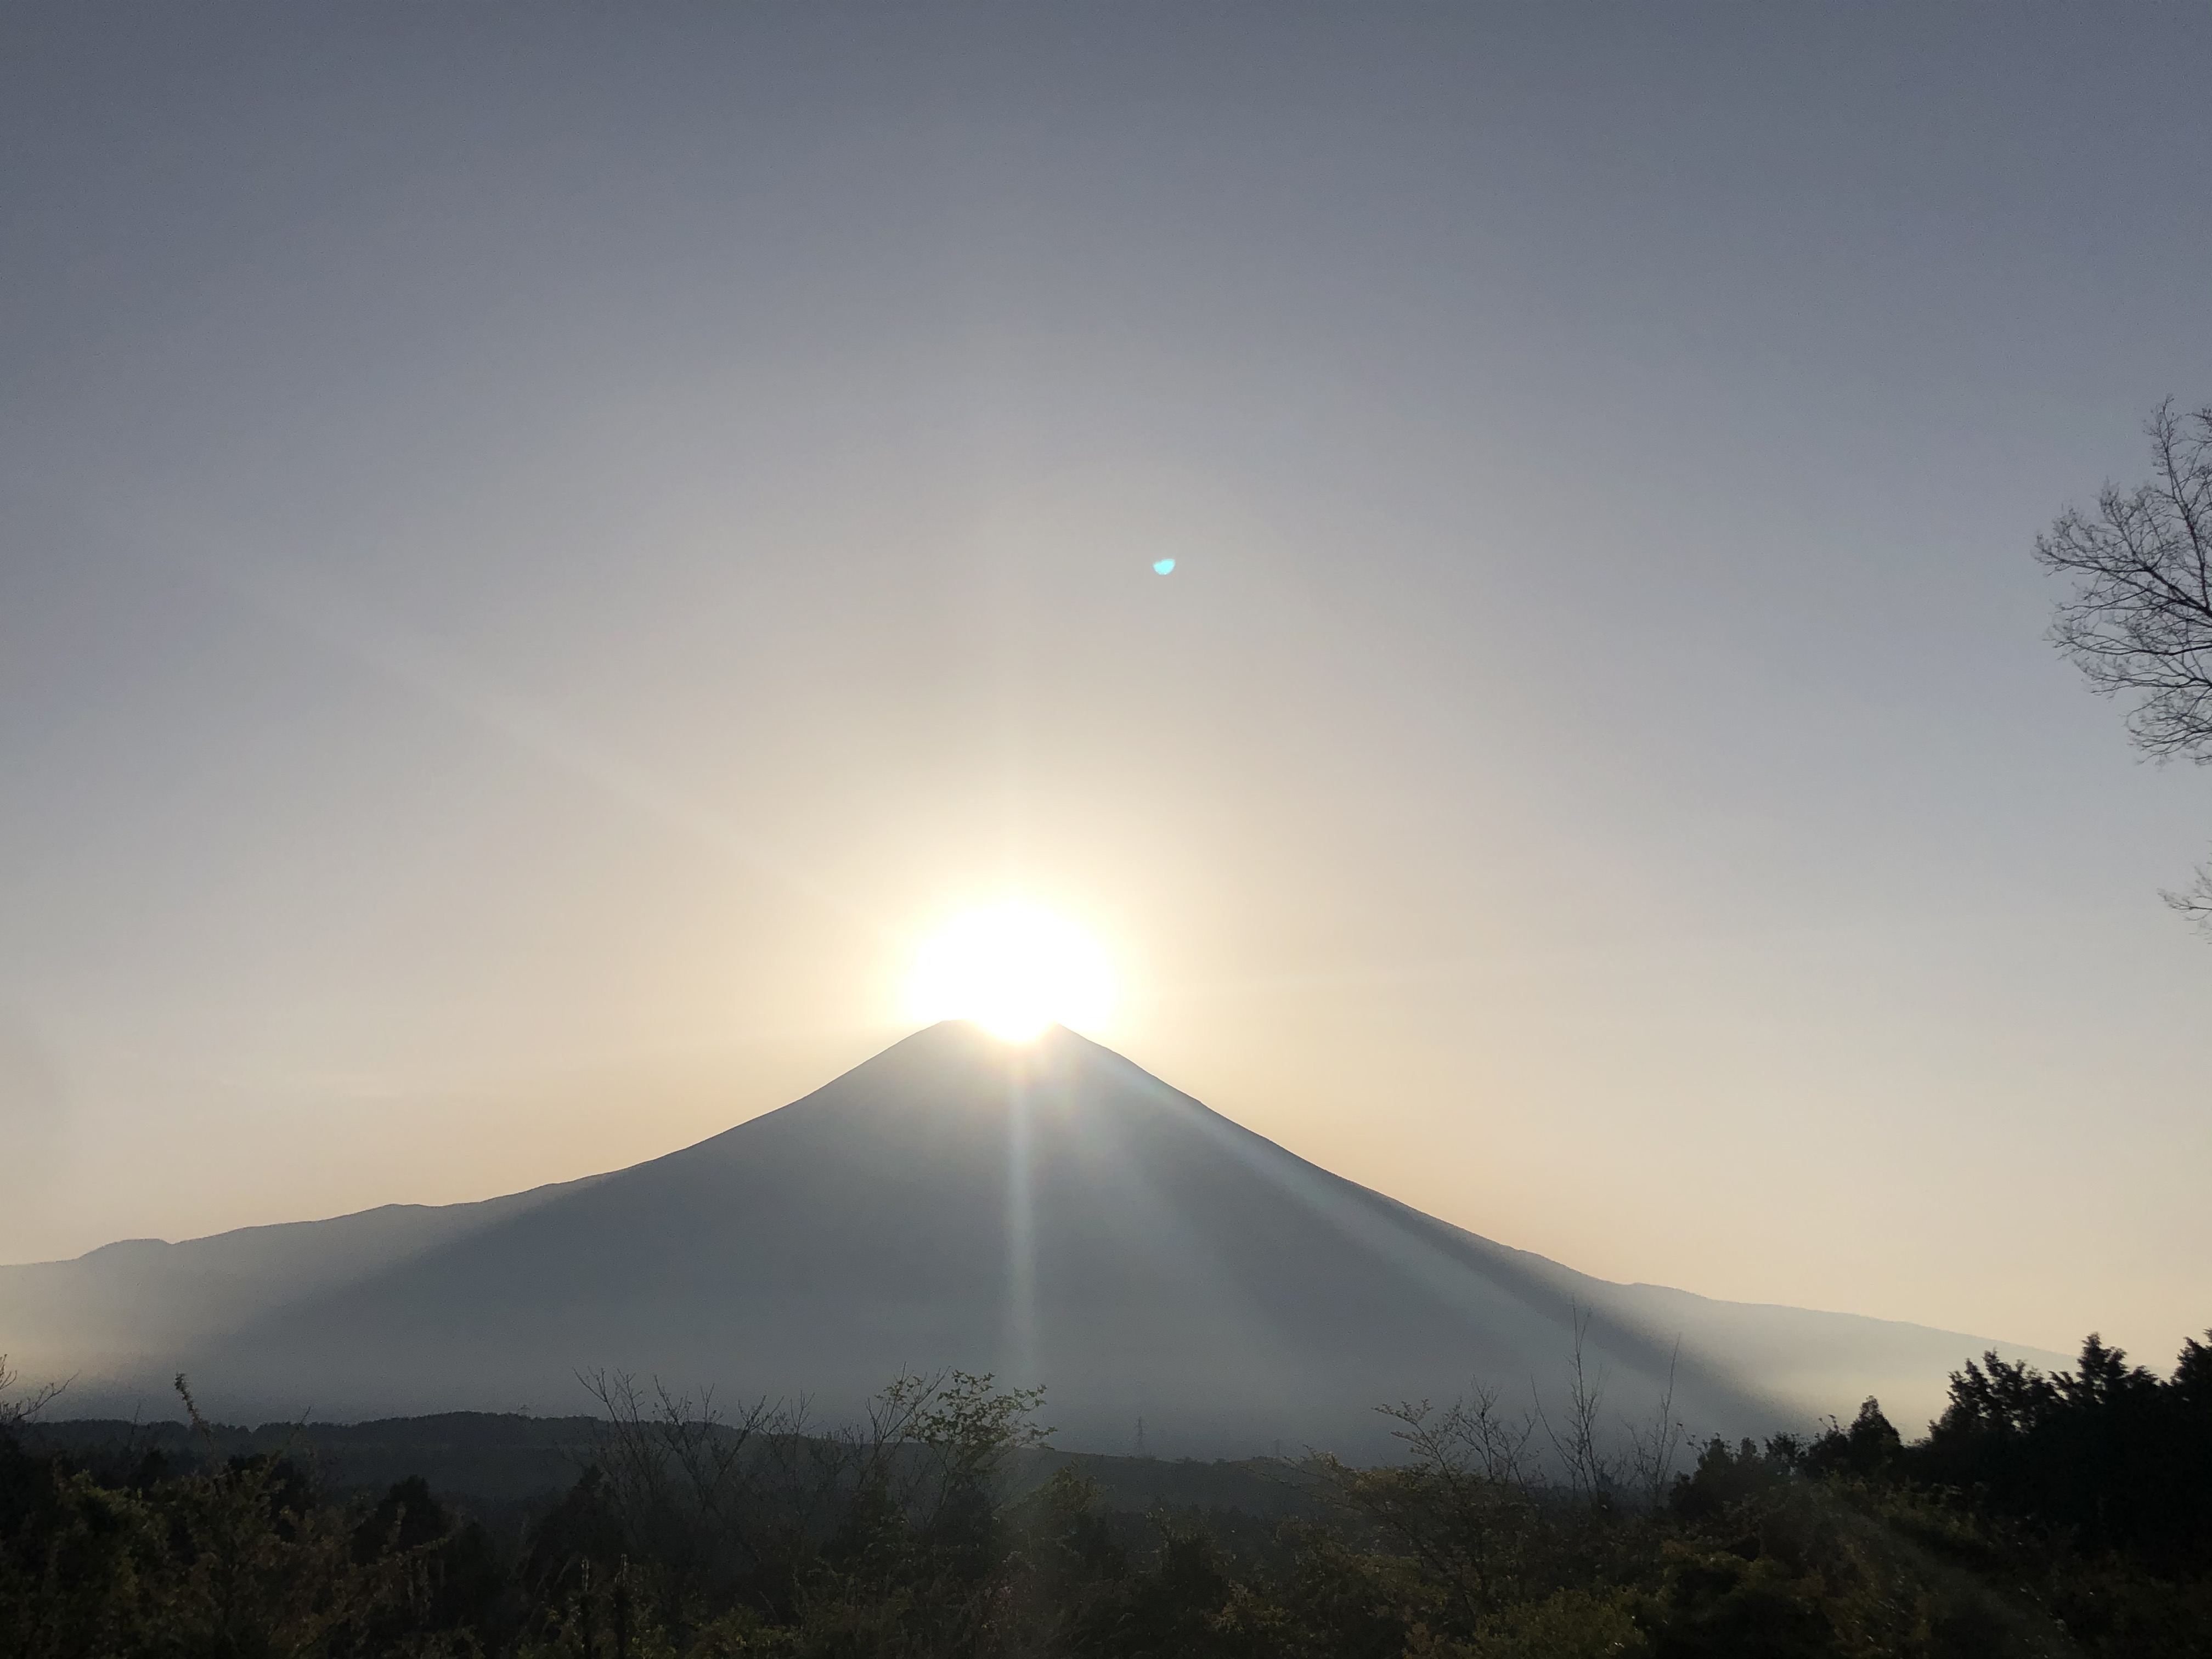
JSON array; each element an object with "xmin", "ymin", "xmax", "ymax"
[
  {"xmin": 1533, "ymin": 1301, "xmax": 1618, "ymax": 1506},
  {"xmin": 1625, "ymin": 1338, "xmax": 1686, "ymax": 1511},
  {"xmin": 0, "ymin": 1355, "xmax": 69, "ymax": 1432},
  {"xmin": 2162, "ymin": 867, "xmax": 2212, "ymax": 938},
  {"xmin": 2038, "ymin": 399, "xmax": 2212, "ymax": 915}
]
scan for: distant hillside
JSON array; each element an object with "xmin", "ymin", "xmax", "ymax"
[
  {"xmin": 2, "ymin": 1024, "xmax": 2063, "ymax": 1455},
  {"xmin": 0, "ymin": 1176, "xmax": 600, "ymax": 1379}
]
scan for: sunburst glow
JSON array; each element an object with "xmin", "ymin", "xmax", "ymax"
[{"xmin": 906, "ymin": 902, "xmax": 1114, "ymax": 1041}]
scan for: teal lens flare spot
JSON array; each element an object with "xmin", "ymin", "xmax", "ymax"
[{"xmin": 1153, "ymin": 557, "xmax": 1176, "ymax": 575}]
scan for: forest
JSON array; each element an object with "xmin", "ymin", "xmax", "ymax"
[{"xmin": 2, "ymin": 1328, "xmax": 2209, "ymax": 1658}]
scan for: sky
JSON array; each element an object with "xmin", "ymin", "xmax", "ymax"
[{"xmin": 3, "ymin": 3, "xmax": 2209, "ymax": 1368}]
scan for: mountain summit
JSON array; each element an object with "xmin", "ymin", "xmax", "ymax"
[{"xmin": 3, "ymin": 1024, "xmax": 2057, "ymax": 1452}]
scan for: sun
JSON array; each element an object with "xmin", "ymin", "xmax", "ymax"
[{"xmin": 905, "ymin": 902, "xmax": 1115, "ymax": 1042}]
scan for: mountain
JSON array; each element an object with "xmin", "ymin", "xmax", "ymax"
[
  {"xmin": 2, "ymin": 1024, "xmax": 2062, "ymax": 1455},
  {"xmin": 0, "ymin": 1176, "xmax": 601, "ymax": 1380}
]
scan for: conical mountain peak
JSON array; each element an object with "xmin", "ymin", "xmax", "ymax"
[{"xmin": 6, "ymin": 1026, "xmax": 2063, "ymax": 1453}]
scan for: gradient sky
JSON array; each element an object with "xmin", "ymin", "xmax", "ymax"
[{"xmin": 4, "ymin": 4, "xmax": 2209, "ymax": 1367}]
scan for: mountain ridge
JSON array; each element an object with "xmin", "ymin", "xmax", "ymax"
[{"xmin": 3, "ymin": 1024, "xmax": 2064, "ymax": 1453}]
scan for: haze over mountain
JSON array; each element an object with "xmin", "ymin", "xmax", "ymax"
[{"xmin": 3, "ymin": 1025, "xmax": 2062, "ymax": 1455}]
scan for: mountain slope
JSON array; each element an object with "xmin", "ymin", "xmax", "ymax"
[
  {"xmin": 0, "ymin": 1175, "xmax": 600, "ymax": 1379},
  {"xmin": 8, "ymin": 1025, "xmax": 2060, "ymax": 1454}
]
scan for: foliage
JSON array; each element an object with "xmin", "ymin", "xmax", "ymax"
[
  {"xmin": 5, "ymin": 1333, "xmax": 2211, "ymax": 1656},
  {"xmin": 1915, "ymin": 1333, "xmax": 2212, "ymax": 1570},
  {"xmin": 0, "ymin": 1419, "xmax": 482, "ymax": 1657}
]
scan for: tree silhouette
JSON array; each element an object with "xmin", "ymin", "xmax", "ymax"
[{"xmin": 2036, "ymin": 399, "xmax": 2212, "ymax": 925}]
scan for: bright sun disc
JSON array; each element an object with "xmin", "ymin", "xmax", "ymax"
[{"xmin": 906, "ymin": 903, "xmax": 1114, "ymax": 1042}]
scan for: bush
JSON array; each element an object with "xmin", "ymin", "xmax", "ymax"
[{"xmin": 4, "ymin": 1332, "xmax": 2210, "ymax": 1657}]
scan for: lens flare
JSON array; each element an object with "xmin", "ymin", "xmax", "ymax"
[{"xmin": 906, "ymin": 902, "xmax": 1114, "ymax": 1041}]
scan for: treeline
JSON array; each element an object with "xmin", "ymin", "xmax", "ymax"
[{"xmin": 3, "ymin": 1332, "xmax": 2210, "ymax": 1658}]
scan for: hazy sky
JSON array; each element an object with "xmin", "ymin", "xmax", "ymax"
[{"xmin": 4, "ymin": 4, "xmax": 2210, "ymax": 1366}]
